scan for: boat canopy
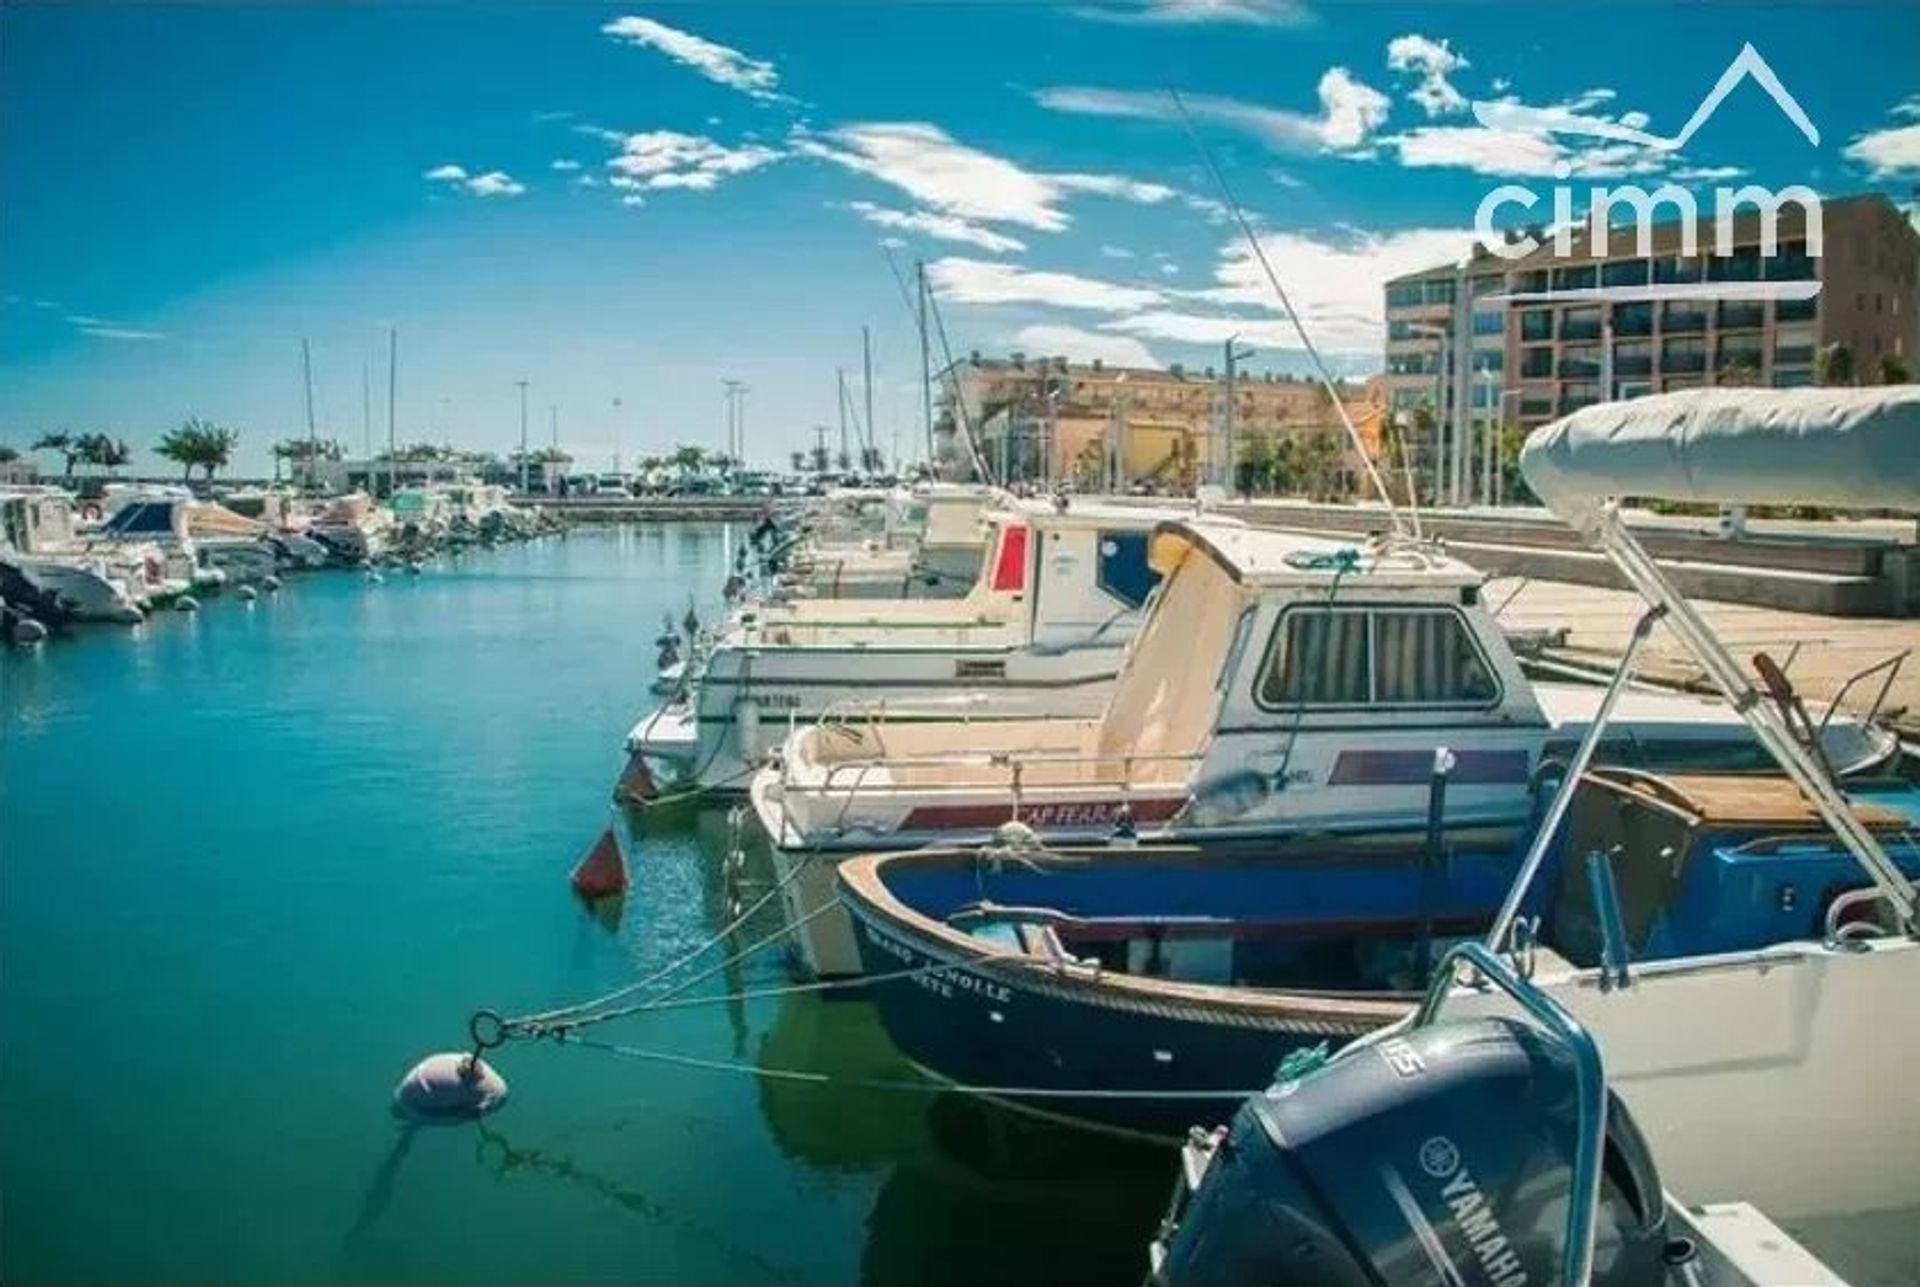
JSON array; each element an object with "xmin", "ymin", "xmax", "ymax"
[
  {"xmin": 1147, "ymin": 518, "xmax": 1483, "ymax": 589},
  {"xmin": 1521, "ymin": 387, "xmax": 1920, "ymax": 528}
]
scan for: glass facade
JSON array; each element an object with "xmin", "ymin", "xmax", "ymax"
[
  {"xmin": 1613, "ymin": 301, "xmax": 1653, "ymax": 336},
  {"xmin": 1662, "ymin": 336, "xmax": 1706, "ymax": 371},
  {"xmin": 1520, "ymin": 308, "xmax": 1553, "ymax": 342},
  {"xmin": 1520, "ymin": 346, "xmax": 1554, "ymax": 378},
  {"xmin": 1558, "ymin": 345, "xmax": 1601, "ymax": 378},
  {"xmin": 1717, "ymin": 300, "xmax": 1766, "ymax": 330},
  {"xmin": 1560, "ymin": 306, "xmax": 1602, "ymax": 340},
  {"xmin": 1614, "ymin": 340, "xmax": 1653, "ymax": 376},
  {"xmin": 1600, "ymin": 258, "xmax": 1649, "ymax": 288},
  {"xmin": 1661, "ymin": 301, "xmax": 1707, "ymax": 333}
]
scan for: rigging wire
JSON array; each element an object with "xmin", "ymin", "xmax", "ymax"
[{"xmin": 1165, "ymin": 88, "xmax": 1416, "ymax": 539}]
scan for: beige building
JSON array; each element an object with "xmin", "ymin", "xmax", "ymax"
[
  {"xmin": 1382, "ymin": 191, "xmax": 1920, "ymax": 505},
  {"xmin": 935, "ymin": 351, "xmax": 1382, "ymax": 495}
]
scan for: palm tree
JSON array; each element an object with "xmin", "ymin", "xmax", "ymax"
[
  {"xmin": 31, "ymin": 431, "xmax": 78, "ymax": 478},
  {"xmin": 669, "ymin": 444, "xmax": 707, "ymax": 474},
  {"xmin": 0, "ymin": 445, "xmax": 20, "ymax": 465},
  {"xmin": 77, "ymin": 433, "xmax": 131, "ymax": 476},
  {"xmin": 155, "ymin": 418, "xmax": 238, "ymax": 482},
  {"xmin": 1816, "ymin": 343, "xmax": 1856, "ymax": 387}
]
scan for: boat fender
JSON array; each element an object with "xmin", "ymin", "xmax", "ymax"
[
  {"xmin": 570, "ymin": 825, "xmax": 629, "ymax": 899},
  {"xmin": 614, "ymin": 752, "xmax": 659, "ymax": 804},
  {"xmin": 12, "ymin": 618, "xmax": 48, "ymax": 646},
  {"xmin": 236, "ymin": 585, "xmax": 258, "ymax": 602},
  {"xmin": 263, "ymin": 575, "xmax": 282, "ymax": 592},
  {"xmin": 736, "ymin": 698, "xmax": 762, "ymax": 756},
  {"xmin": 175, "ymin": 595, "xmax": 200, "ymax": 613},
  {"xmin": 393, "ymin": 1050, "xmax": 507, "ymax": 1121}
]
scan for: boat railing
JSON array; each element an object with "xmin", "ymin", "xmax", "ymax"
[
  {"xmin": 1816, "ymin": 647, "xmax": 1909, "ymax": 736},
  {"xmin": 811, "ymin": 747, "xmax": 1207, "ymax": 827}
]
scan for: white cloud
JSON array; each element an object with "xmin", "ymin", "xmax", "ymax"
[
  {"xmin": 794, "ymin": 121, "xmax": 1176, "ymax": 234},
  {"xmin": 551, "ymin": 159, "xmax": 582, "ymax": 172},
  {"xmin": 1035, "ymin": 70, "xmax": 1390, "ymax": 154},
  {"xmin": 425, "ymin": 163, "xmax": 526, "ymax": 196},
  {"xmin": 1072, "ymin": 0, "xmax": 1311, "ymax": 26},
  {"xmin": 1164, "ymin": 224, "xmax": 1478, "ymax": 354},
  {"xmin": 1375, "ymin": 87, "xmax": 1673, "ymax": 178},
  {"xmin": 1270, "ymin": 169, "xmax": 1306, "ymax": 190},
  {"xmin": 846, "ymin": 202, "xmax": 1027, "ymax": 253},
  {"xmin": 77, "ymin": 323, "xmax": 165, "ymax": 341},
  {"xmin": 600, "ymin": 15, "xmax": 783, "ymax": 102},
  {"xmin": 465, "ymin": 170, "xmax": 527, "ymax": 197},
  {"xmin": 1670, "ymin": 164, "xmax": 1747, "ymax": 182},
  {"xmin": 606, "ymin": 130, "xmax": 783, "ymax": 192},
  {"xmin": 620, "ymin": 194, "xmax": 647, "ymax": 208},
  {"xmin": 1010, "ymin": 324, "xmax": 1158, "ymax": 368},
  {"xmin": 1100, "ymin": 245, "xmax": 1136, "ymax": 259},
  {"xmin": 1846, "ymin": 97, "xmax": 1920, "ymax": 177},
  {"xmin": 1159, "ymin": 262, "xmax": 1180, "ymax": 276},
  {"xmin": 928, "ymin": 258, "xmax": 1165, "ymax": 312},
  {"xmin": 1386, "ymin": 34, "xmax": 1469, "ymax": 118}
]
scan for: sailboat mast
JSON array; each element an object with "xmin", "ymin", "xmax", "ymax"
[
  {"xmin": 301, "ymin": 338, "xmax": 317, "ymax": 490},
  {"xmin": 917, "ymin": 260, "xmax": 933, "ymax": 468},
  {"xmin": 386, "ymin": 327, "xmax": 398, "ymax": 500},
  {"xmin": 863, "ymin": 325, "xmax": 875, "ymax": 471}
]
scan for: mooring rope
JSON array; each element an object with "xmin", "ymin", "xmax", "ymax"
[
  {"xmin": 502, "ymin": 852, "xmax": 818, "ymax": 1035},
  {"xmin": 556, "ymin": 1033, "xmax": 1270, "ymax": 1101}
]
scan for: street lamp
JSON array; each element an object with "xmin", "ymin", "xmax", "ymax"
[
  {"xmin": 514, "ymin": 380, "xmax": 530, "ymax": 494},
  {"xmin": 1222, "ymin": 335, "xmax": 1254, "ymax": 492},
  {"xmin": 611, "ymin": 396, "xmax": 623, "ymax": 476}
]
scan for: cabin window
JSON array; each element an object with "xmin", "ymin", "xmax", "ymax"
[
  {"xmin": 1255, "ymin": 606, "xmax": 1500, "ymax": 710},
  {"xmin": 1259, "ymin": 609, "xmax": 1371, "ymax": 706},
  {"xmin": 1094, "ymin": 530, "xmax": 1157, "ymax": 608}
]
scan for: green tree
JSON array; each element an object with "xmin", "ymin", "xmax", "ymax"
[
  {"xmin": 789, "ymin": 450, "xmax": 808, "ymax": 473},
  {"xmin": 78, "ymin": 433, "xmax": 131, "ymax": 475},
  {"xmin": 31, "ymin": 431, "xmax": 79, "ymax": 478},
  {"xmin": 669, "ymin": 444, "xmax": 707, "ymax": 473},
  {"xmin": 1296, "ymin": 432, "xmax": 1342, "ymax": 500},
  {"xmin": 0, "ymin": 445, "xmax": 20, "ymax": 464},
  {"xmin": 1816, "ymin": 343, "xmax": 1856, "ymax": 387},
  {"xmin": 1497, "ymin": 421, "xmax": 1535, "ymax": 506},
  {"xmin": 1235, "ymin": 432, "xmax": 1275, "ymax": 497},
  {"xmin": 1878, "ymin": 354, "xmax": 1912, "ymax": 385},
  {"xmin": 155, "ymin": 418, "xmax": 238, "ymax": 482}
]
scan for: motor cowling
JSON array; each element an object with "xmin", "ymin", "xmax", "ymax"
[{"xmin": 1157, "ymin": 1017, "xmax": 1667, "ymax": 1286}]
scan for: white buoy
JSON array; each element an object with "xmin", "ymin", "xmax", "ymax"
[
  {"xmin": 393, "ymin": 1053, "xmax": 508, "ymax": 1120},
  {"xmin": 236, "ymin": 584, "xmax": 258, "ymax": 602},
  {"xmin": 175, "ymin": 595, "xmax": 200, "ymax": 613},
  {"xmin": 407, "ymin": 560, "xmax": 423, "ymax": 575},
  {"xmin": 366, "ymin": 570, "xmax": 384, "ymax": 585},
  {"xmin": 13, "ymin": 618, "xmax": 49, "ymax": 646},
  {"xmin": 263, "ymin": 575, "xmax": 283, "ymax": 592}
]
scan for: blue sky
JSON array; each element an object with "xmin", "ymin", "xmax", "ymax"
[{"xmin": 4, "ymin": 0, "xmax": 1918, "ymax": 475}]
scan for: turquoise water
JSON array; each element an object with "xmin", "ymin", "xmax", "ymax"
[{"xmin": 1, "ymin": 527, "xmax": 1168, "ymax": 1283}]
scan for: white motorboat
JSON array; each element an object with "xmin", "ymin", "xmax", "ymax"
[
  {"xmin": 752, "ymin": 514, "xmax": 1894, "ymax": 977},
  {"xmin": 98, "ymin": 493, "xmax": 228, "ymax": 593},
  {"xmin": 309, "ymin": 492, "xmax": 393, "ymax": 563},
  {"xmin": 1429, "ymin": 385, "xmax": 1920, "ymax": 1282},
  {"xmin": 0, "ymin": 488, "xmax": 145, "ymax": 622},
  {"xmin": 625, "ymin": 500, "xmax": 1182, "ymax": 795},
  {"xmin": 781, "ymin": 484, "xmax": 998, "ymax": 601}
]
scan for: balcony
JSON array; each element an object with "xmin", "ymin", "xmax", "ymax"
[{"xmin": 1717, "ymin": 301, "xmax": 1766, "ymax": 330}]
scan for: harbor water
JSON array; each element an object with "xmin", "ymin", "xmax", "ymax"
[{"xmin": 0, "ymin": 526, "xmax": 1170, "ymax": 1283}]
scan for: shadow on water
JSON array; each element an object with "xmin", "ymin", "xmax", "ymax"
[{"xmin": 861, "ymin": 1095, "xmax": 1172, "ymax": 1287}]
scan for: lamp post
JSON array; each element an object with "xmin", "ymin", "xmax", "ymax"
[
  {"xmin": 514, "ymin": 380, "xmax": 530, "ymax": 494},
  {"xmin": 1222, "ymin": 335, "xmax": 1254, "ymax": 492},
  {"xmin": 611, "ymin": 396, "xmax": 622, "ymax": 476}
]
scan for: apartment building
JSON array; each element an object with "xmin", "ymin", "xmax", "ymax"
[
  {"xmin": 1382, "ymin": 192, "xmax": 1920, "ymax": 504},
  {"xmin": 935, "ymin": 350, "xmax": 1382, "ymax": 494}
]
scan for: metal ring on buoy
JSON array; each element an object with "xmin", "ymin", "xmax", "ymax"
[{"xmin": 468, "ymin": 1008, "xmax": 508, "ymax": 1051}]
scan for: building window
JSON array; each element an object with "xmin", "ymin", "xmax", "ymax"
[
  {"xmin": 1716, "ymin": 335, "xmax": 1765, "ymax": 373},
  {"xmin": 1470, "ymin": 275, "xmax": 1505, "ymax": 297},
  {"xmin": 1662, "ymin": 336, "xmax": 1706, "ymax": 372},
  {"xmin": 1424, "ymin": 279, "xmax": 1457, "ymax": 306},
  {"xmin": 1717, "ymin": 300, "xmax": 1765, "ymax": 330},
  {"xmin": 1763, "ymin": 240, "xmax": 1815, "ymax": 281},
  {"xmin": 1560, "ymin": 307, "xmax": 1602, "ymax": 340},
  {"xmin": 1707, "ymin": 246, "xmax": 1761, "ymax": 282},
  {"xmin": 1472, "ymin": 347, "xmax": 1504, "ymax": 373},
  {"xmin": 1613, "ymin": 302, "xmax": 1653, "ymax": 336},
  {"xmin": 1513, "ymin": 270, "xmax": 1549, "ymax": 294},
  {"xmin": 1520, "ymin": 390, "xmax": 1555, "ymax": 418},
  {"xmin": 1472, "ymin": 308, "xmax": 1505, "ymax": 336},
  {"xmin": 1654, "ymin": 254, "xmax": 1703, "ymax": 284},
  {"xmin": 1559, "ymin": 345, "xmax": 1602, "ymax": 378},
  {"xmin": 1256, "ymin": 607, "xmax": 1497, "ymax": 710},
  {"xmin": 1386, "ymin": 281, "xmax": 1424, "ymax": 309},
  {"xmin": 1661, "ymin": 301, "xmax": 1707, "ymax": 334},
  {"xmin": 1772, "ymin": 367, "xmax": 1815, "ymax": 389},
  {"xmin": 1775, "ymin": 296, "xmax": 1817, "ymax": 324},
  {"xmin": 1520, "ymin": 308, "xmax": 1553, "ymax": 342},
  {"xmin": 1521, "ymin": 346, "xmax": 1554, "ymax": 378},
  {"xmin": 1774, "ymin": 325, "xmax": 1816, "ymax": 368},
  {"xmin": 1561, "ymin": 381, "xmax": 1601, "ymax": 412},
  {"xmin": 1552, "ymin": 264, "xmax": 1598, "ymax": 292},
  {"xmin": 1600, "ymin": 259, "xmax": 1649, "ymax": 288},
  {"xmin": 1614, "ymin": 340, "xmax": 1653, "ymax": 376}
]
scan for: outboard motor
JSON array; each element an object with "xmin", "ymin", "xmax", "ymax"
[{"xmin": 1155, "ymin": 953, "xmax": 1670, "ymax": 1286}]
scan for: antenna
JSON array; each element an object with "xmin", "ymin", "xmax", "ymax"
[{"xmin": 1166, "ymin": 89, "xmax": 1412, "ymax": 538}]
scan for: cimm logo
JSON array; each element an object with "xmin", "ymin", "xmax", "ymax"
[{"xmin": 1472, "ymin": 43, "xmax": 1822, "ymax": 302}]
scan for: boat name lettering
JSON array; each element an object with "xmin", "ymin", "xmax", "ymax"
[
  {"xmin": 861, "ymin": 926, "xmax": 1012, "ymax": 1004},
  {"xmin": 1016, "ymin": 802, "xmax": 1132, "ymax": 828},
  {"xmin": 1377, "ymin": 1037, "xmax": 1425, "ymax": 1079}
]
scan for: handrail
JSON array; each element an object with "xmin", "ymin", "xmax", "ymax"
[
  {"xmin": 1816, "ymin": 647, "xmax": 1909, "ymax": 736},
  {"xmin": 1413, "ymin": 942, "xmax": 1607, "ymax": 1287},
  {"xmin": 815, "ymin": 746, "xmax": 1206, "ymax": 794}
]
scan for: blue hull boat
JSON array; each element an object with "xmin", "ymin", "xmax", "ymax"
[
  {"xmin": 840, "ymin": 769, "xmax": 1920, "ymax": 1142},
  {"xmin": 839, "ymin": 841, "xmax": 1523, "ymax": 1140}
]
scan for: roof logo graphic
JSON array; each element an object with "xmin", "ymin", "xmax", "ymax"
[{"xmin": 1471, "ymin": 43, "xmax": 1819, "ymax": 152}]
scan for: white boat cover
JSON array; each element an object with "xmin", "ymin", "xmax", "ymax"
[{"xmin": 1520, "ymin": 387, "xmax": 1920, "ymax": 527}]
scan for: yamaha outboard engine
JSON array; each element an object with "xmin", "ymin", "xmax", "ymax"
[{"xmin": 1154, "ymin": 1015, "xmax": 1668, "ymax": 1286}]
